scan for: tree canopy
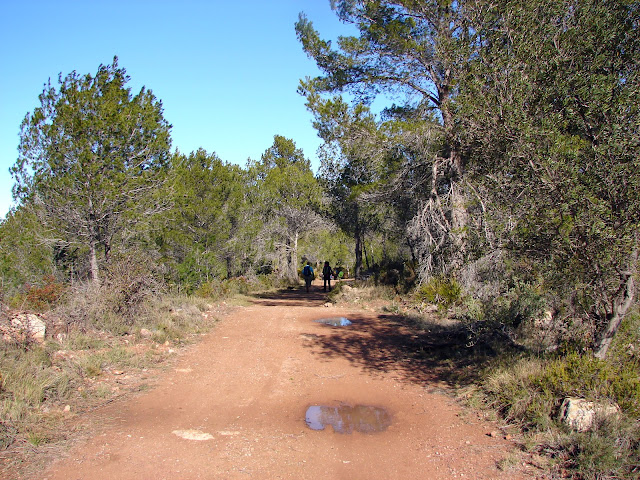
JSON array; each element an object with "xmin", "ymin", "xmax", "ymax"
[
  {"xmin": 12, "ymin": 57, "xmax": 171, "ymax": 284},
  {"xmin": 2, "ymin": 2, "xmax": 638, "ymax": 359}
]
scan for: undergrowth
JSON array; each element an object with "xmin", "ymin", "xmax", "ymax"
[
  {"xmin": 368, "ymin": 279, "xmax": 640, "ymax": 480},
  {"xmin": 0, "ymin": 292, "xmax": 217, "ymax": 455},
  {"xmin": 475, "ymin": 311, "xmax": 640, "ymax": 479}
]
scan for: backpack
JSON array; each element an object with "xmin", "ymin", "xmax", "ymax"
[{"xmin": 303, "ymin": 265, "xmax": 311, "ymax": 276}]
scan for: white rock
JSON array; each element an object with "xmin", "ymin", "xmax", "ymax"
[
  {"xmin": 172, "ymin": 429, "xmax": 214, "ymax": 441},
  {"xmin": 11, "ymin": 314, "xmax": 46, "ymax": 342},
  {"xmin": 559, "ymin": 397, "xmax": 620, "ymax": 432}
]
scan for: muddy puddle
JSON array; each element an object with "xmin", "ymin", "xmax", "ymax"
[
  {"xmin": 314, "ymin": 317, "xmax": 352, "ymax": 326},
  {"xmin": 305, "ymin": 404, "xmax": 392, "ymax": 434}
]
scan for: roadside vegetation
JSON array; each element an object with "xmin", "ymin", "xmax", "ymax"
[
  {"xmin": 0, "ymin": 270, "xmax": 289, "ymax": 474},
  {"xmin": 331, "ymin": 280, "xmax": 640, "ymax": 480},
  {"xmin": 1, "ymin": 1, "xmax": 638, "ymax": 478}
]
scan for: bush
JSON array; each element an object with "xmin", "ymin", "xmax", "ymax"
[
  {"xmin": 550, "ymin": 414, "xmax": 640, "ymax": 480},
  {"xmin": 482, "ymin": 352, "xmax": 640, "ymax": 428},
  {"xmin": 415, "ymin": 276, "xmax": 462, "ymax": 310},
  {"xmin": 478, "ymin": 348, "xmax": 640, "ymax": 479},
  {"xmin": 457, "ymin": 280, "xmax": 551, "ymax": 349},
  {"xmin": 194, "ymin": 276, "xmax": 253, "ymax": 299},
  {"xmin": 9, "ymin": 275, "xmax": 66, "ymax": 312},
  {"xmin": 55, "ymin": 251, "xmax": 164, "ymax": 332}
]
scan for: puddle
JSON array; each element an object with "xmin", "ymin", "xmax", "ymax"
[
  {"xmin": 305, "ymin": 404, "xmax": 392, "ymax": 434},
  {"xmin": 314, "ymin": 317, "xmax": 352, "ymax": 327}
]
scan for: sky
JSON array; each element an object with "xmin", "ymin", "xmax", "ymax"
[{"xmin": 0, "ymin": 0, "xmax": 357, "ymax": 219}]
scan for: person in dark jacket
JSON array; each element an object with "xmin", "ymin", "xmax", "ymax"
[
  {"xmin": 303, "ymin": 262, "xmax": 314, "ymax": 293},
  {"xmin": 322, "ymin": 261, "xmax": 333, "ymax": 292}
]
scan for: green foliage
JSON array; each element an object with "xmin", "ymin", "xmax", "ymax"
[
  {"xmin": 415, "ymin": 276, "xmax": 462, "ymax": 310},
  {"xmin": 194, "ymin": 279, "xmax": 238, "ymax": 299},
  {"xmin": 482, "ymin": 348, "xmax": 640, "ymax": 479},
  {"xmin": 12, "ymin": 57, "xmax": 171, "ymax": 282},
  {"xmin": 9, "ymin": 275, "xmax": 66, "ymax": 312},
  {"xmin": 482, "ymin": 351, "xmax": 640, "ymax": 435},
  {"xmin": 553, "ymin": 416, "xmax": 640, "ymax": 480},
  {"xmin": 459, "ymin": 0, "xmax": 640, "ymax": 356},
  {"xmin": 193, "ymin": 275, "xmax": 284, "ymax": 300},
  {"xmin": 160, "ymin": 149, "xmax": 249, "ymax": 285},
  {"xmin": 247, "ymin": 135, "xmax": 324, "ymax": 280},
  {"xmin": 0, "ymin": 207, "xmax": 56, "ymax": 297}
]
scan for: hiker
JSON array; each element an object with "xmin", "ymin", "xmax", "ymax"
[
  {"xmin": 302, "ymin": 261, "xmax": 314, "ymax": 293},
  {"xmin": 322, "ymin": 261, "xmax": 333, "ymax": 292}
]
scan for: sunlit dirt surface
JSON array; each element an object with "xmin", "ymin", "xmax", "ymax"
[{"xmin": 40, "ymin": 281, "xmax": 532, "ymax": 480}]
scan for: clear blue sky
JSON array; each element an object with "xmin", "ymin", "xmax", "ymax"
[{"xmin": 0, "ymin": 0, "xmax": 355, "ymax": 219}]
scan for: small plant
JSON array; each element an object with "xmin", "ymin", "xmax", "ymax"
[
  {"xmin": 551, "ymin": 414, "xmax": 640, "ymax": 480},
  {"xmin": 415, "ymin": 276, "xmax": 462, "ymax": 310},
  {"xmin": 10, "ymin": 275, "xmax": 66, "ymax": 312},
  {"xmin": 74, "ymin": 354, "xmax": 104, "ymax": 378},
  {"xmin": 477, "ymin": 348, "xmax": 640, "ymax": 479},
  {"xmin": 27, "ymin": 431, "xmax": 49, "ymax": 446}
]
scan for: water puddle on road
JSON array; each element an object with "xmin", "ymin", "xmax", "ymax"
[
  {"xmin": 305, "ymin": 404, "xmax": 392, "ymax": 434},
  {"xmin": 314, "ymin": 317, "xmax": 352, "ymax": 327}
]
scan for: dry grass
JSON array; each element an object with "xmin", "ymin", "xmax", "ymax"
[{"xmin": 0, "ymin": 291, "xmax": 225, "ymax": 479}]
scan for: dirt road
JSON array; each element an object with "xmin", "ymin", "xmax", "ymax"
[{"xmin": 42, "ymin": 286, "xmax": 529, "ymax": 479}]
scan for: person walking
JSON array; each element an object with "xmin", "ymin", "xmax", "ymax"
[
  {"xmin": 302, "ymin": 261, "xmax": 314, "ymax": 293},
  {"xmin": 322, "ymin": 261, "xmax": 333, "ymax": 292}
]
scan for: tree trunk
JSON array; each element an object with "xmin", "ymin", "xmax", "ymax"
[
  {"xmin": 594, "ymin": 254, "xmax": 637, "ymax": 359},
  {"xmin": 363, "ymin": 237, "xmax": 370, "ymax": 270},
  {"xmin": 89, "ymin": 238, "xmax": 100, "ymax": 285},
  {"xmin": 292, "ymin": 230, "xmax": 299, "ymax": 281},
  {"xmin": 354, "ymin": 222, "xmax": 363, "ymax": 279},
  {"xmin": 449, "ymin": 179, "xmax": 468, "ymax": 272},
  {"xmin": 443, "ymin": 99, "xmax": 468, "ymax": 273}
]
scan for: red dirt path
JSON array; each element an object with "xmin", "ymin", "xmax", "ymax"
[{"xmin": 41, "ymin": 285, "xmax": 532, "ymax": 480}]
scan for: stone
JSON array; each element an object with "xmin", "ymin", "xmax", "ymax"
[
  {"xmin": 172, "ymin": 429, "xmax": 214, "ymax": 441},
  {"xmin": 559, "ymin": 397, "xmax": 620, "ymax": 432},
  {"xmin": 139, "ymin": 328, "xmax": 152, "ymax": 338},
  {"xmin": 423, "ymin": 304, "xmax": 438, "ymax": 314},
  {"xmin": 11, "ymin": 313, "xmax": 46, "ymax": 342}
]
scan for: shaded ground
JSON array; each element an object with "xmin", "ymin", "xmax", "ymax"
[{"xmin": 29, "ymin": 281, "xmax": 536, "ymax": 479}]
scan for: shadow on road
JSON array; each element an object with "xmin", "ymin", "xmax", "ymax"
[
  {"xmin": 304, "ymin": 312, "xmax": 500, "ymax": 389},
  {"xmin": 250, "ymin": 284, "xmax": 330, "ymax": 307}
]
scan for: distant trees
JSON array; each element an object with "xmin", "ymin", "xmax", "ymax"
[
  {"xmin": 300, "ymin": 91, "xmax": 382, "ymax": 279},
  {"xmin": 159, "ymin": 149, "xmax": 247, "ymax": 287},
  {"xmin": 296, "ymin": 0, "xmax": 474, "ymax": 276},
  {"xmin": 3, "ymin": 1, "xmax": 638, "ymax": 358},
  {"xmin": 12, "ymin": 57, "xmax": 171, "ymax": 284},
  {"xmin": 299, "ymin": 0, "xmax": 639, "ymax": 357},
  {"xmin": 249, "ymin": 135, "xmax": 323, "ymax": 280}
]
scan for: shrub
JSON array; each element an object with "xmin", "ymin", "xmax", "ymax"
[
  {"xmin": 55, "ymin": 251, "xmax": 165, "ymax": 332},
  {"xmin": 482, "ymin": 352, "xmax": 640, "ymax": 430},
  {"xmin": 478, "ymin": 348, "xmax": 640, "ymax": 478},
  {"xmin": 552, "ymin": 415, "xmax": 640, "ymax": 480},
  {"xmin": 415, "ymin": 276, "xmax": 462, "ymax": 310},
  {"xmin": 9, "ymin": 275, "xmax": 66, "ymax": 312}
]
